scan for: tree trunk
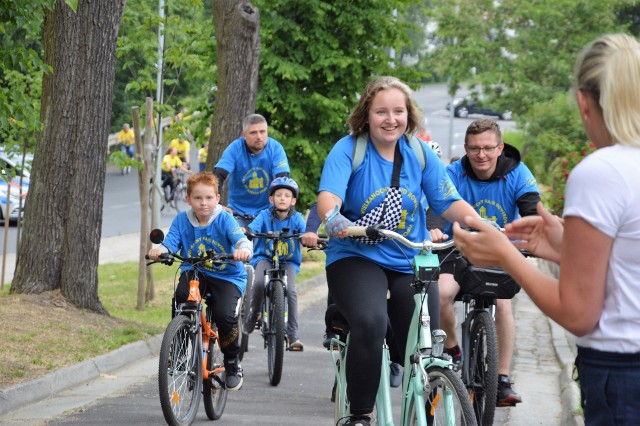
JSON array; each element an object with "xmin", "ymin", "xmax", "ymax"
[
  {"xmin": 11, "ymin": 0, "xmax": 125, "ymax": 314},
  {"xmin": 207, "ymin": 0, "xmax": 261, "ymax": 184}
]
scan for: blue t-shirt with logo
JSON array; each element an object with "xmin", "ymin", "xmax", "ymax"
[
  {"xmin": 442, "ymin": 159, "xmax": 539, "ymax": 236},
  {"xmin": 215, "ymin": 137, "xmax": 290, "ymax": 216},
  {"xmin": 319, "ymin": 134, "xmax": 462, "ymax": 274},
  {"xmin": 162, "ymin": 210, "xmax": 248, "ymax": 292},
  {"xmin": 247, "ymin": 208, "xmax": 306, "ymax": 274}
]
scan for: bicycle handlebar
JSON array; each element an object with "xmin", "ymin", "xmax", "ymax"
[
  {"xmin": 347, "ymin": 226, "xmax": 456, "ymax": 251},
  {"xmin": 146, "ymin": 250, "xmax": 235, "ymax": 266}
]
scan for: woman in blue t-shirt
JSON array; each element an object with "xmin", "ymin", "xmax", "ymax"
[{"xmin": 317, "ymin": 76, "xmax": 478, "ymax": 426}]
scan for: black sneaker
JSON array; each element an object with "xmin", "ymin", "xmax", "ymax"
[
  {"xmin": 344, "ymin": 415, "xmax": 371, "ymax": 426},
  {"xmin": 497, "ymin": 374, "xmax": 522, "ymax": 406},
  {"xmin": 444, "ymin": 344, "xmax": 462, "ymax": 370},
  {"xmin": 389, "ymin": 362, "xmax": 402, "ymax": 388},
  {"xmin": 224, "ymin": 360, "xmax": 243, "ymax": 391}
]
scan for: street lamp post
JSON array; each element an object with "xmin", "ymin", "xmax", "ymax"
[{"xmin": 152, "ymin": 0, "xmax": 165, "ymax": 228}]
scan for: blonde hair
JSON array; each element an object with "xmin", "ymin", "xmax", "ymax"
[
  {"xmin": 348, "ymin": 76, "xmax": 422, "ymax": 137},
  {"xmin": 576, "ymin": 33, "xmax": 640, "ymax": 148}
]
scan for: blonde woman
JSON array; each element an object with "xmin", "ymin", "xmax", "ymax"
[{"xmin": 453, "ymin": 33, "xmax": 640, "ymax": 425}]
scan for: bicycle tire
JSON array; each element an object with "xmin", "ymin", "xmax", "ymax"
[
  {"xmin": 267, "ymin": 279, "xmax": 285, "ymax": 386},
  {"xmin": 420, "ymin": 366, "xmax": 476, "ymax": 426},
  {"xmin": 158, "ymin": 314, "xmax": 202, "ymax": 426},
  {"xmin": 238, "ymin": 265, "xmax": 254, "ymax": 361},
  {"xmin": 202, "ymin": 321, "xmax": 228, "ymax": 420},
  {"xmin": 468, "ymin": 310, "xmax": 498, "ymax": 425}
]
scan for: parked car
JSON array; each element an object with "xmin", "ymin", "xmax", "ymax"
[
  {"xmin": 0, "ymin": 181, "xmax": 25, "ymax": 224},
  {"xmin": 0, "ymin": 149, "xmax": 31, "ymax": 224},
  {"xmin": 446, "ymin": 96, "xmax": 512, "ymax": 120}
]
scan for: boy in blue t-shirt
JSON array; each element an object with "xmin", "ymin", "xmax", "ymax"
[
  {"xmin": 245, "ymin": 177, "xmax": 306, "ymax": 351},
  {"xmin": 147, "ymin": 172, "xmax": 253, "ymax": 391}
]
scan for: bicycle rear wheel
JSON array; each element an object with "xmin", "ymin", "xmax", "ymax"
[
  {"xmin": 421, "ymin": 366, "xmax": 476, "ymax": 426},
  {"xmin": 238, "ymin": 265, "xmax": 254, "ymax": 361},
  {"xmin": 158, "ymin": 315, "xmax": 202, "ymax": 426},
  {"xmin": 267, "ymin": 280, "xmax": 285, "ymax": 386},
  {"xmin": 202, "ymin": 322, "xmax": 228, "ymax": 420},
  {"xmin": 468, "ymin": 311, "xmax": 498, "ymax": 425}
]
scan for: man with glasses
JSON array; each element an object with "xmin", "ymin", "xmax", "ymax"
[{"xmin": 438, "ymin": 118, "xmax": 540, "ymax": 406}]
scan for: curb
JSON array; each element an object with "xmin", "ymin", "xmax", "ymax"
[
  {"xmin": 0, "ymin": 274, "xmax": 328, "ymax": 418},
  {"xmin": 0, "ymin": 334, "xmax": 162, "ymax": 416},
  {"xmin": 539, "ymin": 260, "xmax": 584, "ymax": 426}
]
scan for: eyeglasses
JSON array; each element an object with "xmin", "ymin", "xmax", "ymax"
[{"xmin": 466, "ymin": 144, "xmax": 501, "ymax": 155}]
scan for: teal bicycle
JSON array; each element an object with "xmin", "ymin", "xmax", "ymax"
[{"xmin": 329, "ymin": 225, "xmax": 476, "ymax": 426}]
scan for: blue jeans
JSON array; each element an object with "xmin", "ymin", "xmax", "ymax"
[{"xmin": 577, "ymin": 346, "xmax": 640, "ymax": 425}]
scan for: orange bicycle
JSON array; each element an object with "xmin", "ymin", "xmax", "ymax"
[{"xmin": 147, "ymin": 229, "xmax": 234, "ymax": 426}]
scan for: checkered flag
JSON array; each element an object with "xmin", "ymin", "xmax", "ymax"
[{"xmin": 351, "ymin": 186, "xmax": 403, "ymax": 245}]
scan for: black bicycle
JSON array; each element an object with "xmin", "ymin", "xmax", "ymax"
[
  {"xmin": 242, "ymin": 228, "xmax": 305, "ymax": 386},
  {"xmin": 231, "ymin": 211, "xmax": 256, "ymax": 362},
  {"xmin": 454, "ymin": 253, "xmax": 523, "ymax": 425}
]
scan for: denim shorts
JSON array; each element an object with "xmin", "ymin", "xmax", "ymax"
[{"xmin": 576, "ymin": 346, "xmax": 640, "ymax": 425}]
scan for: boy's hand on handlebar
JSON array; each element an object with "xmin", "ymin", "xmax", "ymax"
[
  {"xmin": 301, "ymin": 232, "xmax": 320, "ymax": 247},
  {"xmin": 147, "ymin": 247, "xmax": 163, "ymax": 261},
  {"xmin": 234, "ymin": 248, "xmax": 252, "ymax": 263}
]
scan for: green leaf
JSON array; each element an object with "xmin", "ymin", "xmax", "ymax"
[{"xmin": 64, "ymin": 0, "xmax": 79, "ymax": 12}]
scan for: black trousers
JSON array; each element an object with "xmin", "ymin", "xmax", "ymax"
[
  {"xmin": 326, "ymin": 256, "xmax": 440, "ymax": 415},
  {"xmin": 175, "ymin": 270, "xmax": 242, "ymax": 363}
]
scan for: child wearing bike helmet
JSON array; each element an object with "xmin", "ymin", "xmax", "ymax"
[
  {"xmin": 147, "ymin": 172, "xmax": 253, "ymax": 391},
  {"xmin": 245, "ymin": 176, "xmax": 307, "ymax": 351}
]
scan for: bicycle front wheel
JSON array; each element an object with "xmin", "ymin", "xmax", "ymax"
[
  {"xmin": 419, "ymin": 366, "xmax": 476, "ymax": 426},
  {"xmin": 158, "ymin": 315, "xmax": 202, "ymax": 426},
  {"xmin": 267, "ymin": 280, "xmax": 286, "ymax": 386},
  {"xmin": 468, "ymin": 310, "xmax": 498, "ymax": 425},
  {"xmin": 203, "ymin": 323, "xmax": 228, "ymax": 420}
]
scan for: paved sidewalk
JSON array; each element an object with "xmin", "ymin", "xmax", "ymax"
[{"xmin": 0, "ymin": 233, "xmax": 583, "ymax": 425}]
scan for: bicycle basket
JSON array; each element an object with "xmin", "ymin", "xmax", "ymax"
[{"xmin": 454, "ymin": 257, "xmax": 521, "ymax": 300}]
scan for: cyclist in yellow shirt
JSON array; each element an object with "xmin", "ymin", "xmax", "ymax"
[
  {"xmin": 198, "ymin": 142, "xmax": 208, "ymax": 172},
  {"xmin": 161, "ymin": 147, "xmax": 190, "ymax": 201},
  {"xmin": 116, "ymin": 123, "xmax": 135, "ymax": 174},
  {"xmin": 169, "ymin": 137, "xmax": 191, "ymax": 167}
]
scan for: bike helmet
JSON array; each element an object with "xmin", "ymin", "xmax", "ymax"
[
  {"xmin": 428, "ymin": 141, "xmax": 442, "ymax": 158},
  {"xmin": 269, "ymin": 176, "xmax": 299, "ymax": 198}
]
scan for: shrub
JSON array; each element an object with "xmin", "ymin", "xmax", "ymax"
[{"xmin": 521, "ymin": 92, "xmax": 592, "ymax": 215}]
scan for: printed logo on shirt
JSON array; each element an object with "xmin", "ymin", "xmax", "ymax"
[
  {"xmin": 359, "ymin": 186, "xmax": 421, "ymax": 236},
  {"xmin": 473, "ymin": 199, "xmax": 508, "ymax": 226},
  {"xmin": 188, "ymin": 237, "xmax": 227, "ymax": 271},
  {"xmin": 439, "ymin": 178, "xmax": 458, "ymax": 199},
  {"xmin": 242, "ymin": 167, "xmax": 270, "ymax": 195},
  {"xmin": 525, "ymin": 176, "xmax": 537, "ymax": 187},
  {"xmin": 276, "ymin": 159, "xmax": 288, "ymax": 170},
  {"xmin": 265, "ymin": 239, "xmax": 294, "ymax": 261}
]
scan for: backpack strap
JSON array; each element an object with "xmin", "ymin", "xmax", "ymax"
[
  {"xmin": 352, "ymin": 134, "xmax": 368, "ymax": 174},
  {"xmin": 408, "ymin": 135, "xmax": 427, "ymax": 171},
  {"xmin": 352, "ymin": 133, "xmax": 426, "ymax": 174}
]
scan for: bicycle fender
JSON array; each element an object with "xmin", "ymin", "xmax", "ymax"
[{"xmin": 423, "ymin": 357, "xmax": 455, "ymax": 370}]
